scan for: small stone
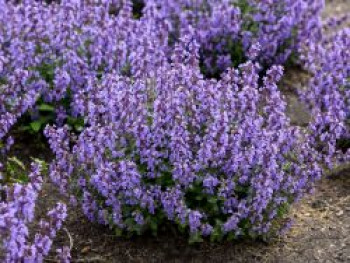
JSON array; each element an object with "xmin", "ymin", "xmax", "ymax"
[
  {"xmin": 336, "ymin": 252, "xmax": 345, "ymax": 262},
  {"xmin": 336, "ymin": 210, "xmax": 344, "ymax": 217},
  {"xmin": 311, "ymin": 200, "xmax": 325, "ymax": 209},
  {"xmin": 81, "ymin": 246, "xmax": 90, "ymax": 254}
]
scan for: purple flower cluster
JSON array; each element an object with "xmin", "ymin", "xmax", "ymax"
[
  {"xmin": 46, "ymin": 39, "xmax": 321, "ymax": 240},
  {"xmin": 154, "ymin": 0, "xmax": 324, "ymax": 70},
  {"xmin": 245, "ymin": 0, "xmax": 324, "ymax": 64},
  {"xmin": 302, "ymin": 28, "xmax": 350, "ymax": 166},
  {"xmin": 0, "ymin": 163, "xmax": 69, "ymax": 262},
  {"xmin": 0, "ymin": 0, "xmax": 169, "ymax": 133}
]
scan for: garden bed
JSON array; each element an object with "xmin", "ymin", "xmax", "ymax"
[
  {"xmin": 40, "ymin": 169, "xmax": 349, "ymax": 262},
  {"xmin": 1, "ymin": 1, "xmax": 349, "ymax": 262},
  {"xmin": 10, "ymin": 134, "xmax": 350, "ymax": 262}
]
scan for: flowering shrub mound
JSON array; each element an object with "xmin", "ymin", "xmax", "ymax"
[
  {"xmin": 153, "ymin": 0, "xmax": 324, "ymax": 77},
  {"xmin": 303, "ymin": 28, "xmax": 350, "ymax": 166},
  {"xmin": 0, "ymin": 0, "xmax": 169, "ymax": 135},
  {"xmin": 45, "ymin": 42, "xmax": 321, "ymax": 241},
  {"xmin": 0, "ymin": 0, "xmax": 325, "ymax": 139}
]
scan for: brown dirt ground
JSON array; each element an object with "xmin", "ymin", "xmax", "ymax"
[
  {"xmin": 2, "ymin": 1, "xmax": 350, "ymax": 262},
  {"xmin": 323, "ymin": 0, "xmax": 350, "ymax": 20}
]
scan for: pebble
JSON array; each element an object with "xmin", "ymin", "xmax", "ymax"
[
  {"xmin": 336, "ymin": 210, "xmax": 344, "ymax": 217},
  {"xmin": 81, "ymin": 246, "xmax": 91, "ymax": 254}
]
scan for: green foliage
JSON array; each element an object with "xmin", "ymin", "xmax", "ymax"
[
  {"xmin": 3, "ymin": 156, "xmax": 28, "ymax": 184},
  {"xmin": 235, "ymin": 0, "xmax": 259, "ymax": 33},
  {"xmin": 235, "ymin": 0, "xmax": 255, "ymax": 15},
  {"xmin": 199, "ymin": 39, "xmax": 247, "ymax": 79},
  {"xmin": 17, "ymin": 61, "xmax": 85, "ymax": 134},
  {"xmin": 276, "ymin": 202, "xmax": 290, "ymax": 218},
  {"xmin": 35, "ymin": 62, "xmax": 56, "ymax": 84},
  {"xmin": 0, "ymin": 154, "xmax": 48, "ymax": 186},
  {"xmin": 189, "ymin": 231, "xmax": 204, "ymax": 244},
  {"xmin": 67, "ymin": 116, "xmax": 85, "ymax": 132},
  {"xmin": 18, "ymin": 101, "xmax": 54, "ymax": 134}
]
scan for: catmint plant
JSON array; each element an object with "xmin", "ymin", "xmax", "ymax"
[
  {"xmin": 46, "ymin": 39, "xmax": 322, "ymax": 242},
  {"xmin": 0, "ymin": 163, "xmax": 69, "ymax": 262},
  {"xmin": 302, "ymin": 28, "xmax": 350, "ymax": 166}
]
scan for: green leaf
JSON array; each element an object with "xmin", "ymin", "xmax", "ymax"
[
  {"xmin": 189, "ymin": 232, "xmax": 204, "ymax": 244},
  {"xmin": 38, "ymin": 103, "xmax": 55, "ymax": 112},
  {"xmin": 6, "ymin": 157, "xmax": 28, "ymax": 183},
  {"xmin": 114, "ymin": 228, "xmax": 123, "ymax": 237},
  {"xmin": 30, "ymin": 158, "xmax": 48, "ymax": 172},
  {"xmin": 208, "ymin": 197, "xmax": 217, "ymax": 204},
  {"xmin": 67, "ymin": 116, "xmax": 85, "ymax": 131},
  {"xmin": 30, "ymin": 121, "xmax": 42, "ymax": 132},
  {"xmin": 277, "ymin": 203, "xmax": 290, "ymax": 217},
  {"xmin": 178, "ymin": 223, "xmax": 186, "ymax": 234},
  {"xmin": 210, "ymin": 223, "xmax": 224, "ymax": 242},
  {"xmin": 227, "ymin": 232, "xmax": 236, "ymax": 241},
  {"xmin": 149, "ymin": 218, "xmax": 158, "ymax": 236},
  {"xmin": 195, "ymin": 195, "xmax": 203, "ymax": 201},
  {"xmin": 8, "ymin": 157, "xmax": 26, "ymax": 171}
]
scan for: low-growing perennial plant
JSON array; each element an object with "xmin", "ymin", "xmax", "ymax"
[
  {"xmin": 0, "ymin": 163, "xmax": 70, "ymax": 262},
  {"xmin": 46, "ymin": 40, "xmax": 322, "ymax": 242}
]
